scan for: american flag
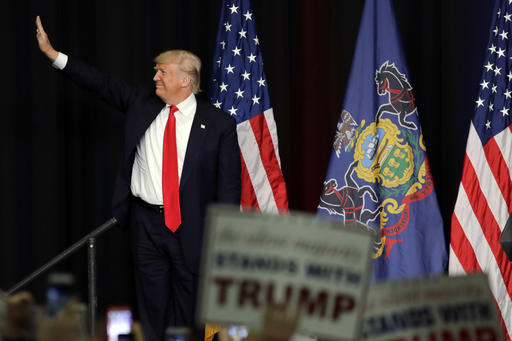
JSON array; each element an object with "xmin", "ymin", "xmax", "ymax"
[
  {"xmin": 449, "ymin": 0, "xmax": 512, "ymax": 338},
  {"xmin": 209, "ymin": 0, "xmax": 288, "ymax": 213}
]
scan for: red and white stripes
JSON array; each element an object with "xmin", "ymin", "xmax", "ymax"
[
  {"xmin": 450, "ymin": 122, "xmax": 512, "ymax": 340},
  {"xmin": 237, "ymin": 108, "xmax": 288, "ymax": 213}
]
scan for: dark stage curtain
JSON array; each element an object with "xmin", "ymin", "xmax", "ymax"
[{"xmin": 0, "ymin": 0, "xmax": 494, "ymax": 316}]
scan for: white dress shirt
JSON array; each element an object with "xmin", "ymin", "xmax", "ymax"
[
  {"xmin": 52, "ymin": 52, "xmax": 197, "ymax": 205},
  {"xmin": 131, "ymin": 93, "xmax": 196, "ymax": 204}
]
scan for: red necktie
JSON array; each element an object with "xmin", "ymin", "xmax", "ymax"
[{"xmin": 162, "ymin": 105, "xmax": 181, "ymax": 232}]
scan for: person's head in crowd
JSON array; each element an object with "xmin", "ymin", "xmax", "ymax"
[
  {"xmin": 0, "ymin": 291, "xmax": 35, "ymax": 340},
  {"xmin": 37, "ymin": 299, "xmax": 88, "ymax": 341},
  {"xmin": 0, "ymin": 291, "xmax": 147, "ymax": 341}
]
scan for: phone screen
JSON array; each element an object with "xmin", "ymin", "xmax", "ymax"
[
  {"xmin": 106, "ymin": 307, "xmax": 132, "ymax": 341},
  {"xmin": 46, "ymin": 273, "xmax": 74, "ymax": 317}
]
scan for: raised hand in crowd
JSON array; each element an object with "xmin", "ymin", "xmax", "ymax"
[{"xmin": 247, "ymin": 303, "xmax": 301, "ymax": 341}]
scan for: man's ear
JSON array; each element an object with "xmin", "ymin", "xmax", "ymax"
[{"xmin": 181, "ymin": 76, "xmax": 191, "ymax": 88}]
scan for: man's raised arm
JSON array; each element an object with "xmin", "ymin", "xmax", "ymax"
[
  {"xmin": 35, "ymin": 16, "xmax": 58, "ymax": 63},
  {"xmin": 34, "ymin": 16, "xmax": 139, "ymax": 115}
]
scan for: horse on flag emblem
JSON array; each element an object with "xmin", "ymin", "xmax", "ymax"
[
  {"xmin": 375, "ymin": 61, "xmax": 417, "ymax": 130},
  {"xmin": 319, "ymin": 160, "xmax": 381, "ymax": 225}
]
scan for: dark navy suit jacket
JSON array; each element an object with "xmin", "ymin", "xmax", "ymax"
[{"xmin": 60, "ymin": 57, "xmax": 241, "ymax": 273}]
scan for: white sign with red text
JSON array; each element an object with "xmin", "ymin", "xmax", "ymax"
[
  {"xmin": 197, "ymin": 205, "xmax": 374, "ymax": 341},
  {"xmin": 362, "ymin": 274, "xmax": 504, "ymax": 341}
]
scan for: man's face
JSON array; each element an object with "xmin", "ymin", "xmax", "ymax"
[{"xmin": 153, "ymin": 62, "xmax": 187, "ymax": 104}]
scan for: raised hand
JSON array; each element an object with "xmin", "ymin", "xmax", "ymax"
[{"xmin": 35, "ymin": 16, "xmax": 58, "ymax": 62}]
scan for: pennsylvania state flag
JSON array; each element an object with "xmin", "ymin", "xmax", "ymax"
[{"xmin": 317, "ymin": 0, "xmax": 447, "ymax": 280}]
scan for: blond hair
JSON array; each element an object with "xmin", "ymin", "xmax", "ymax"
[{"xmin": 154, "ymin": 50, "xmax": 201, "ymax": 94}]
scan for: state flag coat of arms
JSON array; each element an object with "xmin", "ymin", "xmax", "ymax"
[{"xmin": 318, "ymin": 0, "xmax": 447, "ymax": 281}]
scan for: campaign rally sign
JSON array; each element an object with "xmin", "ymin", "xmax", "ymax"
[
  {"xmin": 362, "ymin": 274, "xmax": 503, "ymax": 341},
  {"xmin": 197, "ymin": 205, "xmax": 374, "ymax": 340}
]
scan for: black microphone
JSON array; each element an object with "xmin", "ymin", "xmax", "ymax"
[{"xmin": 500, "ymin": 214, "xmax": 512, "ymax": 261}]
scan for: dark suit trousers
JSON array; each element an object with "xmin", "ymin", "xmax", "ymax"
[{"xmin": 130, "ymin": 200, "xmax": 201, "ymax": 341}]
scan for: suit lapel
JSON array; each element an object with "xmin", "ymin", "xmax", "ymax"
[
  {"xmin": 126, "ymin": 98, "xmax": 165, "ymax": 157},
  {"xmin": 180, "ymin": 102, "xmax": 208, "ymax": 192}
]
